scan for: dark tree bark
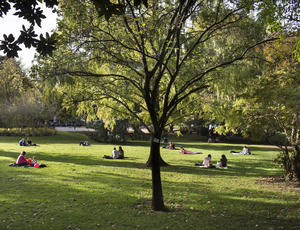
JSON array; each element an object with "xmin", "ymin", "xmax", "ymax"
[
  {"xmin": 292, "ymin": 145, "xmax": 300, "ymax": 182},
  {"xmin": 146, "ymin": 148, "xmax": 169, "ymax": 167},
  {"xmin": 149, "ymin": 135, "xmax": 168, "ymax": 211}
]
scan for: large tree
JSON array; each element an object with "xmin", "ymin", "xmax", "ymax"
[{"xmin": 34, "ymin": 0, "xmax": 275, "ymax": 211}]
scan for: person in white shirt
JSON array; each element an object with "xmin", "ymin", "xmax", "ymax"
[
  {"xmin": 103, "ymin": 147, "xmax": 120, "ymax": 159},
  {"xmin": 112, "ymin": 147, "xmax": 119, "ymax": 159},
  {"xmin": 242, "ymin": 146, "xmax": 250, "ymax": 155},
  {"xmin": 202, "ymin": 154, "xmax": 212, "ymax": 167}
]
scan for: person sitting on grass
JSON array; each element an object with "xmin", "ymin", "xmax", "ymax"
[
  {"xmin": 180, "ymin": 147, "xmax": 202, "ymax": 154},
  {"xmin": 195, "ymin": 154, "xmax": 215, "ymax": 168},
  {"xmin": 19, "ymin": 138, "xmax": 27, "ymax": 146},
  {"xmin": 118, "ymin": 146, "xmax": 125, "ymax": 159},
  {"xmin": 26, "ymin": 137, "xmax": 37, "ymax": 146},
  {"xmin": 32, "ymin": 156, "xmax": 47, "ymax": 168},
  {"xmin": 203, "ymin": 154, "xmax": 212, "ymax": 167},
  {"xmin": 16, "ymin": 151, "xmax": 30, "ymax": 166},
  {"xmin": 217, "ymin": 154, "xmax": 228, "ymax": 168},
  {"xmin": 242, "ymin": 146, "xmax": 251, "ymax": 155},
  {"xmin": 27, "ymin": 138, "xmax": 32, "ymax": 145},
  {"xmin": 103, "ymin": 147, "xmax": 120, "ymax": 159},
  {"xmin": 168, "ymin": 141, "xmax": 175, "ymax": 150}
]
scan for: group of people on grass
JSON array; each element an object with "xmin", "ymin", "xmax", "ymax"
[
  {"xmin": 19, "ymin": 138, "xmax": 36, "ymax": 146},
  {"xmin": 11, "ymin": 151, "xmax": 45, "ymax": 168},
  {"xmin": 162, "ymin": 139, "xmax": 254, "ymax": 168},
  {"xmin": 13, "ymin": 135, "xmax": 252, "ymax": 167},
  {"xmin": 103, "ymin": 146, "xmax": 125, "ymax": 159},
  {"xmin": 79, "ymin": 141, "xmax": 89, "ymax": 146},
  {"xmin": 195, "ymin": 154, "xmax": 228, "ymax": 168}
]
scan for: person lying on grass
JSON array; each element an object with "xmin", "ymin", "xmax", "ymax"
[
  {"xmin": 79, "ymin": 141, "xmax": 89, "ymax": 146},
  {"xmin": 179, "ymin": 147, "xmax": 202, "ymax": 154},
  {"xmin": 230, "ymin": 146, "xmax": 252, "ymax": 155}
]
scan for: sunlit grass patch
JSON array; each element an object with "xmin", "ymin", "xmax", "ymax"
[{"xmin": 0, "ymin": 132, "xmax": 299, "ymax": 230}]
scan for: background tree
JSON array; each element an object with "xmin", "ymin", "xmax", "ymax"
[
  {"xmin": 256, "ymin": 0, "xmax": 300, "ymax": 60},
  {"xmin": 0, "ymin": 57, "xmax": 29, "ymax": 103},
  {"xmin": 34, "ymin": 0, "xmax": 276, "ymax": 211},
  {"xmin": 0, "ymin": 56, "xmax": 56, "ymax": 128},
  {"xmin": 208, "ymin": 37, "xmax": 300, "ymax": 181}
]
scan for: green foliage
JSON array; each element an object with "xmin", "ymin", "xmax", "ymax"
[
  {"xmin": 0, "ymin": 57, "xmax": 29, "ymax": 104},
  {"xmin": 88, "ymin": 120, "xmax": 129, "ymax": 143},
  {"xmin": 256, "ymin": 0, "xmax": 300, "ymax": 59},
  {"xmin": 206, "ymin": 37, "xmax": 300, "ymax": 181},
  {"xmin": 36, "ymin": 0, "xmax": 269, "ymax": 133},
  {"xmin": 0, "ymin": 88, "xmax": 57, "ymax": 128},
  {"xmin": 0, "ymin": 57, "xmax": 57, "ymax": 128}
]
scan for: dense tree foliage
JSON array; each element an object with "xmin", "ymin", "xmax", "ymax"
[
  {"xmin": 256, "ymin": 0, "xmax": 300, "ymax": 60},
  {"xmin": 207, "ymin": 37, "xmax": 300, "ymax": 181},
  {"xmin": 0, "ymin": 56, "xmax": 56, "ymax": 128},
  {"xmin": 0, "ymin": 57, "xmax": 29, "ymax": 103}
]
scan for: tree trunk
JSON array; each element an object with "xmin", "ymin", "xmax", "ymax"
[
  {"xmin": 146, "ymin": 152, "xmax": 169, "ymax": 167},
  {"xmin": 149, "ymin": 136, "xmax": 168, "ymax": 211},
  {"xmin": 292, "ymin": 145, "xmax": 300, "ymax": 182},
  {"xmin": 146, "ymin": 133, "xmax": 169, "ymax": 167}
]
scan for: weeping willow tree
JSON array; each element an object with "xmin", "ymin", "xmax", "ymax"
[
  {"xmin": 34, "ymin": 0, "xmax": 275, "ymax": 211},
  {"xmin": 206, "ymin": 37, "xmax": 300, "ymax": 181}
]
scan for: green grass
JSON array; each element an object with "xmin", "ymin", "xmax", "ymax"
[{"xmin": 0, "ymin": 132, "xmax": 299, "ymax": 230}]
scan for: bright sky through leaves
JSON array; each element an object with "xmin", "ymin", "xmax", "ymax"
[{"xmin": 0, "ymin": 3, "xmax": 57, "ymax": 70}]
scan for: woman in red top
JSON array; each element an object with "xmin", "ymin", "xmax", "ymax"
[{"xmin": 16, "ymin": 151, "xmax": 29, "ymax": 166}]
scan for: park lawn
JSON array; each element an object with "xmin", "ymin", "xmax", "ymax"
[{"xmin": 0, "ymin": 132, "xmax": 299, "ymax": 230}]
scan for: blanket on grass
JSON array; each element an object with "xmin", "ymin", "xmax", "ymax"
[{"xmin": 9, "ymin": 163, "xmax": 47, "ymax": 168}]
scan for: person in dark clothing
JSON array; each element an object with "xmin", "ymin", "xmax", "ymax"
[{"xmin": 220, "ymin": 154, "xmax": 227, "ymax": 167}]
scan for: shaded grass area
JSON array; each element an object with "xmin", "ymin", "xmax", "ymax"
[{"xmin": 0, "ymin": 133, "xmax": 299, "ymax": 230}]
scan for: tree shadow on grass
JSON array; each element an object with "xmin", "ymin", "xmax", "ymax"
[
  {"xmin": 0, "ymin": 147, "xmax": 280, "ymax": 180},
  {"xmin": 1, "ymin": 161, "xmax": 299, "ymax": 230}
]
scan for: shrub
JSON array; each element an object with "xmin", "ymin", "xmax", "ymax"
[{"xmin": 0, "ymin": 127, "xmax": 57, "ymax": 136}]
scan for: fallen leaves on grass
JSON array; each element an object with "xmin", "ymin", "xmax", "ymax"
[{"xmin": 256, "ymin": 176, "xmax": 300, "ymax": 193}]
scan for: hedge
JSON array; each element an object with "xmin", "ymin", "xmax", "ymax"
[{"xmin": 0, "ymin": 128, "xmax": 57, "ymax": 136}]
